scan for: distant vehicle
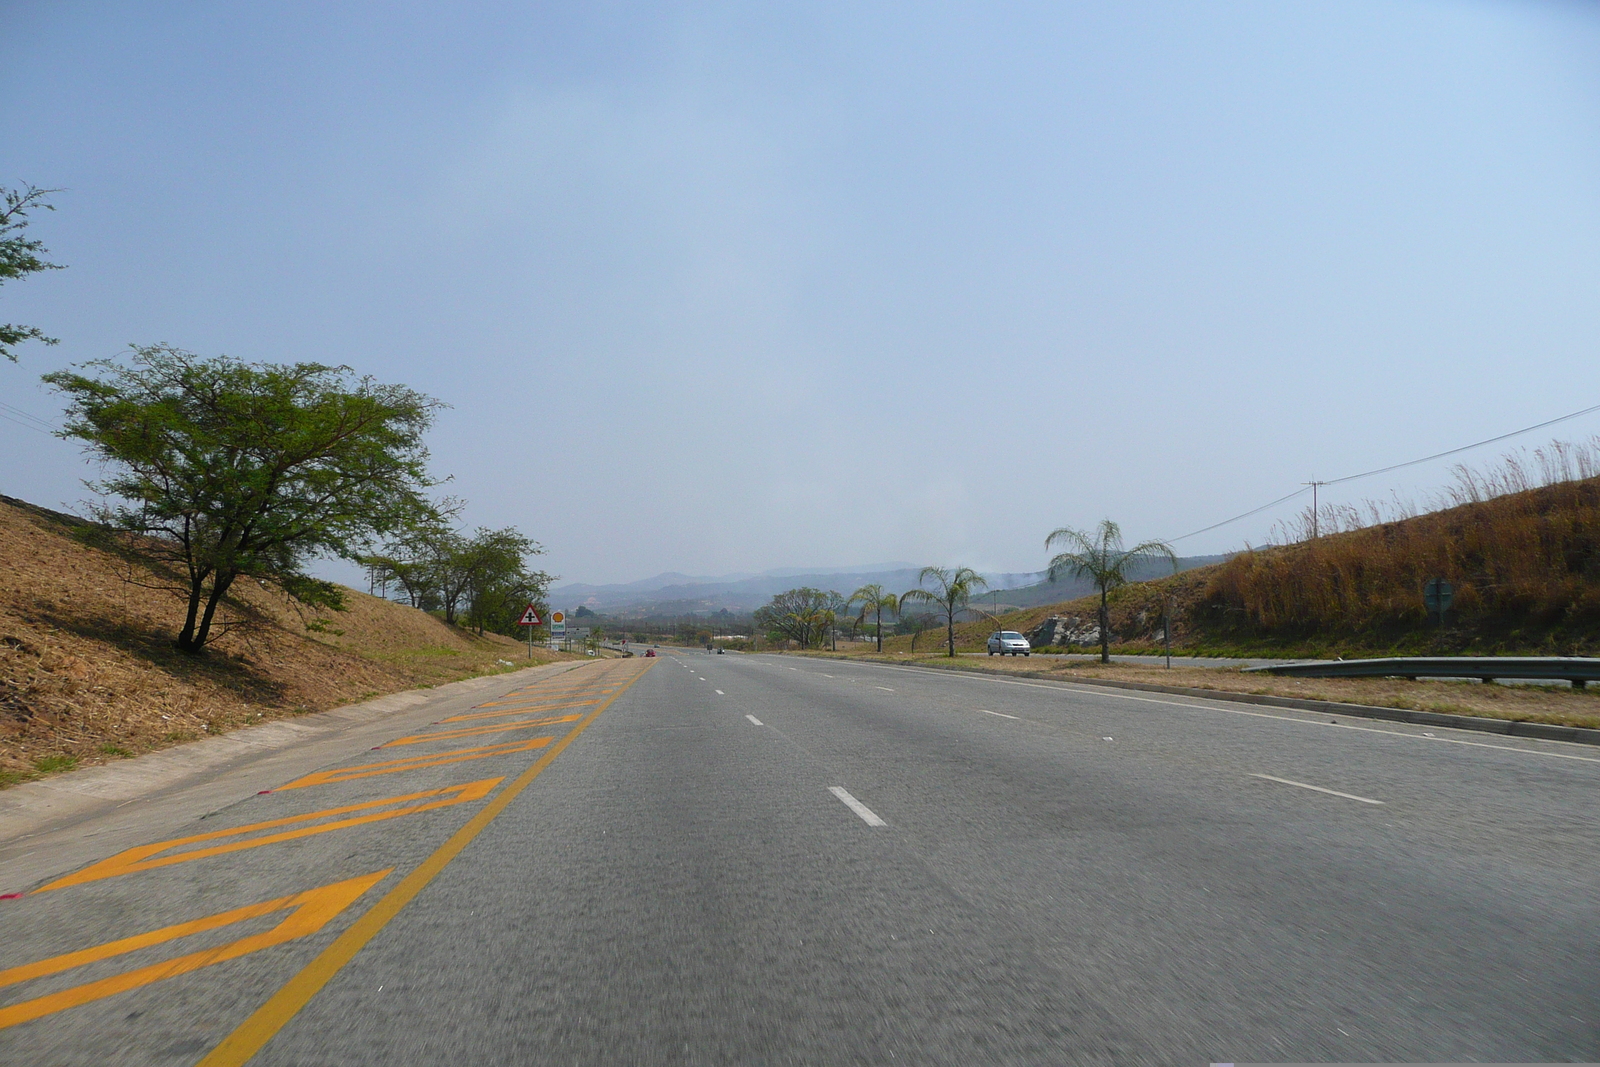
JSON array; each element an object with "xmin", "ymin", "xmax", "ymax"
[
  {"xmin": 644, "ymin": 649, "xmax": 657, "ymax": 657},
  {"xmin": 987, "ymin": 631, "xmax": 1031, "ymax": 656},
  {"xmin": 716, "ymin": 647, "xmax": 724, "ymax": 654}
]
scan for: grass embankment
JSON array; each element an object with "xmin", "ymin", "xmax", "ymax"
[
  {"xmin": 1196, "ymin": 475, "xmax": 1600, "ymax": 655},
  {"xmin": 791, "ymin": 650, "xmax": 1600, "ymax": 731},
  {"xmin": 0, "ymin": 494, "xmax": 575, "ymax": 788},
  {"xmin": 868, "ymin": 475, "xmax": 1600, "ymax": 660}
]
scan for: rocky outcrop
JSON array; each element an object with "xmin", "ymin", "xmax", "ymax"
[{"xmin": 1027, "ymin": 615, "xmax": 1100, "ymax": 647}]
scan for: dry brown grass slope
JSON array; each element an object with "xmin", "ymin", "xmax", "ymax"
[
  {"xmin": 0, "ymin": 494, "xmax": 568, "ymax": 787},
  {"xmin": 865, "ymin": 474, "xmax": 1600, "ymax": 658},
  {"xmin": 1199, "ymin": 475, "xmax": 1600, "ymax": 652}
]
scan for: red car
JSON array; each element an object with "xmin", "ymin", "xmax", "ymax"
[{"xmin": 644, "ymin": 649, "xmax": 657, "ymax": 657}]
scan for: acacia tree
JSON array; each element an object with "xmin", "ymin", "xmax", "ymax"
[
  {"xmin": 900, "ymin": 565, "xmax": 987, "ymax": 657},
  {"xmin": 2, "ymin": 184, "xmax": 64, "ymax": 362},
  {"xmin": 1045, "ymin": 519, "xmax": 1177, "ymax": 664},
  {"xmin": 753, "ymin": 587, "xmax": 837, "ymax": 649},
  {"xmin": 45, "ymin": 345, "xmax": 442, "ymax": 653},
  {"xmin": 848, "ymin": 582, "xmax": 899, "ymax": 653},
  {"xmin": 458, "ymin": 527, "xmax": 551, "ymax": 636},
  {"xmin": 368, "ymin": 521, "xmax": 548, "ymax": 634},
  {"xmin": 364, "ymin": 500, "xmax": 464, "ymax": 611}
]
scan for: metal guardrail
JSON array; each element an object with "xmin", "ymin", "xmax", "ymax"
[{"xmin": 1242, "ymin": 656, "xmax": 1600, "ymax": 687}]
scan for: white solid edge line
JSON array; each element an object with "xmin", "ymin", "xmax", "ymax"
[
  {"xmin": 829, "ymin": 786, "xmax": 887, "ymax": 826},
  {"xmin": 746, "ymin": 714, "xmax": 763, "ymax": 725},
  {"xmin": 1250, "ymin": 773, "xmax": 1385, "ymax": 805},
  {"xmin": 978, "ymin": 709, "xmax": 1019, "ymax": 719},
  {"xmin": 851, "ymin": 662, "xmax": 1600, "ymax": 765}
]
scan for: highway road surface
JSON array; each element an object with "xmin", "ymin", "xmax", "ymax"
[{"xmin": 2, "ymin": 650, "xmax": 1597, "ymax": 1064}]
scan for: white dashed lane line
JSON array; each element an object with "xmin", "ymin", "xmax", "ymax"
[
  {"xmin": 1250, "ymin": 773, "xmax": 1385, "ymax": 805},
  {"xmin": 746, "ymin": 714, "xmax": 764, "ymax": 725},
  {"xmin": 875, "ymin": 686, "xmax": 895, "ymax": 692},
  {"xmin": 850, "ymin": 660, "xmax": 1600, "ymax": 765},
  {"xmin": 716, "ymin": 689, "xmax": 724, "ymax": 695},
  {"xmin": 829, "ymin": 787, "xmax": 887, "ymax": 826},
  {"xmin": 978, "ymin": 709, "xmax": 1018, "ymax": 719}
]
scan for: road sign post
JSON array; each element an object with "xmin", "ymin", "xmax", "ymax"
[
  {"xmin": 516, "ymin": 604, "xmax": 542, "ymax": 658},
  {"xmin": 1422, "ymin": 578, "xmax": 1455, "ymax": 626}
]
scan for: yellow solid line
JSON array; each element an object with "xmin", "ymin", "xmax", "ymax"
[{"xmin": 196, "ymin": 659, "xmax": 654, "ymax": 1067}]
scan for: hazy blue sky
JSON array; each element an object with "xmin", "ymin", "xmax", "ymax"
[{"xmin": 4, "ymin": 1, "xmax": 1599, "ymax": 585}]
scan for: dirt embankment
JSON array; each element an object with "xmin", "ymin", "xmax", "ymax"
[{"xmin": 0, "ymin": 494, "xmax": 569, "ymax": 787}]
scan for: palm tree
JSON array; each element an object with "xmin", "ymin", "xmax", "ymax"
[
  {"xmin": 901, "ymin": 565, "xmax": 988, "ymax": 657},
  {"xmin": 848, "ymin": 583, "xmax": 900, "ymax": 653},
  {"xmin": 1045, "ymin": 519, "xmax": 1176, "ymax": 664}
]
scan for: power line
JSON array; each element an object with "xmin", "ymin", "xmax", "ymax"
[
  {"xmin": 0, "ymin": 410, "xmax": 54, "ymax": 436},
  {"xmin": 0, "ymin": 401, "xmax": 57, "ymax": 434},
  {"xmin": 1166, "ymin": 486, "xmax": 1311, "ymax": 544},
  {"xmin": 1167, "ymin": 399, "xmax": 1600, "ymax": 544},
  {"xmin": 1321, "ymin": 400, "xmax": 1600, "ymax": 486}
]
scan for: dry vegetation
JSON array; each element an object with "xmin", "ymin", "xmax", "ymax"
[
  {"xmin": 871, "ymin": 453, "xmax": 1600, "ymax": 660},
  {"xmin": 0, "ymin": 494, "xmax": 572, "ymax": 787},
  {"xmin": 1199, "ymin": 474, "xmax": 1600, "ymax": 653}
]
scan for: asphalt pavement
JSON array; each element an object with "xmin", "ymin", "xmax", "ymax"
[{"xmin": 2, "ymin": 650, "xmax": 1597, "ymax": 1064}]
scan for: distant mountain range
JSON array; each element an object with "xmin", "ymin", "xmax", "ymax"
[
  {"xmin": 552, "ymin": 564, "xmax": 926, "ymax": 615},
  {"xmin": 552, "ymin": 556, "xmax": 1231, "ymax": 616}
]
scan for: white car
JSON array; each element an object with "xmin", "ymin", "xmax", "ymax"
[{"xmin": 987, "ymin": 631, "xmax": 1031, "ymax": 656}]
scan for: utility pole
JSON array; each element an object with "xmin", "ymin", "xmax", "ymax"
[
  {"xmin": 1164, "ymin": 595, "xmax": 1175, "ymax": 670},
  {"xmin": 1302, "ymin": 480, "xmax": 1327, "ymax": 539}
]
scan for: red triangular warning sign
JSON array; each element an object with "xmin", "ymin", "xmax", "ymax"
[{"xmin": 517, "ymin": 605, "xmax": 542, "ymax": 626}]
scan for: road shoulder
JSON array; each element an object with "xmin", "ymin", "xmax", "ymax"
[{"xmin": 0, "ymin": 660, "xmax": 591, "ymax": 893}]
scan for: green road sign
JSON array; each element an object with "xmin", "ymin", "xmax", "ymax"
[{"xmin": 1423, "ymin": 577, "xmax": 1455, "ymax": 618}]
